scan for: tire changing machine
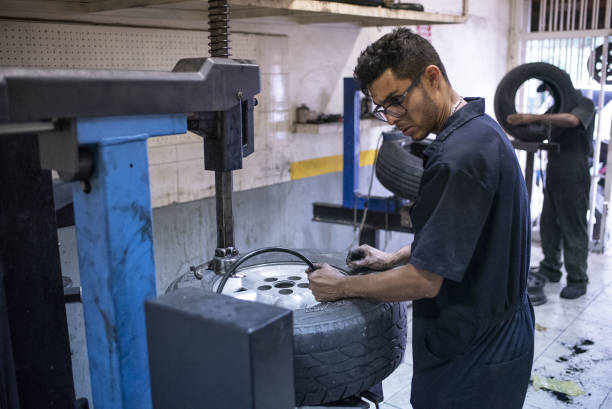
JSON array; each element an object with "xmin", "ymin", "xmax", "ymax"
[{"xmin": 0, "ymin": 55, "xmax": 295, "ymax": 409}]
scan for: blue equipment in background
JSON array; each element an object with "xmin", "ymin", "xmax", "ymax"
[{"xmin": 313, "ymin": 78, "xmax": 412, "ymax": 247}]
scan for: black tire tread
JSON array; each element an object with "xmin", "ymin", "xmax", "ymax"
[
  {"xmin": 171, "ymin": 249, "xmax": 408, "ymax": 407},
  {"xmin": 375, "ymin": 138, "xmax": 424, "ymax": 201},
  {"xmin": 294, "ymin": 302, "xmax": 408, "ymax": 405}
]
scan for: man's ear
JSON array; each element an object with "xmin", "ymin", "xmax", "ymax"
[{"xmin": 423, "ymin": 65, "xmax": 442, "ymax": 89}]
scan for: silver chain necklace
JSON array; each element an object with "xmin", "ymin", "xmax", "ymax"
[{"xmin": 450, "ymin": 97, "xmax": 464, "ymax": 115}]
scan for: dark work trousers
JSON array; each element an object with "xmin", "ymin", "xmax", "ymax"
[{"xmin": 539, "ymin": 161, "xmax": 590, "ymax": 286}]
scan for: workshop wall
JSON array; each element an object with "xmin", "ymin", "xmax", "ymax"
[
  {"xmin": 236, "ymin": 0, "xmax": 510, "ymax": 122},
  {"xmin": 0, "ymin": 0, "xmax": 510, "ymax": 210}
]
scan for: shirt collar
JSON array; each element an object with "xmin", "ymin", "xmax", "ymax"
[{"xmin": 424, "ymin": 97, "xmax": 486, "ymax": 155}]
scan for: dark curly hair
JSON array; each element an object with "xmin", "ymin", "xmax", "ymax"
[{"xmin": 354, "ymin": 28, "xmax": 449, "ymax": 95}]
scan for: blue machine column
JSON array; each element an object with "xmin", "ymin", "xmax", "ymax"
[
  {"xmin": 343, "ymin": 77, "xmax": 361, "ymax": 209},
  {"xmin": 71, "ymin": 115, "xmax": 186, "ymax": 409}
]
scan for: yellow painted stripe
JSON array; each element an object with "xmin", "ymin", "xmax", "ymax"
[
  {"xmin": 359, "ymin": 149, "xmax": 377, "ymax": 167},
  {"xmin": 290, "ymin": 149, "xmax": 378, "ymax": 181}
]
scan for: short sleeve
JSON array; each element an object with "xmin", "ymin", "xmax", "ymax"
[
  {"xmin": 571, "ymin": 97, "xmax": 595, "ymax": 130},
  {"xmin": 410, "ymin": 164, "xmax": 495, "ymax": 283}
]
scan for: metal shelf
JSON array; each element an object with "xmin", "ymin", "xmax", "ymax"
[
  {"xmin": 216, "ymin": 0, "xmax": 468, "ymax": 26},
  {"xmin": 0, "ymin": 0, "xmax": 468, "ymax": 30}
]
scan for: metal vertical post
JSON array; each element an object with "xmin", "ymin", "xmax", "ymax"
[
  {"xmin": 508, "ymin": 0, "xmax": 523, "ymax": 69},
  {"xmin": 540, "ymin": 0, "xmax": 547, "ymax": 32},
  {"xmin": 593, "ymin": 0, "xmax": 612, "ymax": 250},
  {"xmin": 525, "ymin": 152, "xmax": 535, "ymax": 199},
  {"xmin": 343, "ymin": 77, "xmax": 361, "ymax": 208},
  {"xmin": 72, "ymin": 115, "xmax": 186, "ymax": 409},
  {"xmin": 560, "ymin": 0, "xmax": 565, "ymax": 31},
  {"xmin": 601, "ymin": 122, "xmax": 612, "ymax": 251},
  {"xmin": 548, "ymin": 0, "xmax": 554, "ymax": 31},
  {"xmin": 588, "ymin": 0, "xmax": 611, "ymax": 243},
  {"xmin": 0, "ymin": 133, "xmax": 76, "ymax": 409},
  {"xmin": 208, "ymin": 0, "xmax": 236, "ymax": 251},
  {"xmin": 593, "ymin": 0, "xmax": 601, "ymax": 30},
  {"xmin": 216, "ymin": 171, "xmax": 235, "ymax": 248}
]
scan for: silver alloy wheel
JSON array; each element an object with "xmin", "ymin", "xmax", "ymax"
[{"xmin": 211, "ymin": 262, "xmax": 339, "ymax": 310}]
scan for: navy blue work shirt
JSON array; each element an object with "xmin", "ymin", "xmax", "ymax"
[
  {"xmin": 409, "ymin": 98, "xmax": 535, "ymax": 409},
  {"xmin": 547, "ymin": 94, "xmax": 595, "ymax": 187}
]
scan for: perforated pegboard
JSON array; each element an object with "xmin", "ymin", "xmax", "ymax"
[
  {"xmin": 0, "ymin": 19, "xmax": 288, "ymax": 208},
  {"xmin": 0, "ymin": 20, "xmax": 255, "ymax": 70}
]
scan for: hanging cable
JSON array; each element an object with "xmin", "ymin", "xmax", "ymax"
[
  {"xmin": 351, "ymin": 133, "xmax": 385, "ymax": 248},
  {"xmin": 216, "ymin": 247, "xmax": 316, "ymax": 294}
]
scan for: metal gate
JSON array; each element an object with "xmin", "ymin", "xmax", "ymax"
[{"xmin": 510, "ymin": 0, "xmax": 612, "ymax": 253}]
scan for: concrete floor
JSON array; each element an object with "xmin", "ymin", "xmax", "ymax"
[{"xmin": 380, "ymin": 245, "xmax": 612, "ymax": 409}]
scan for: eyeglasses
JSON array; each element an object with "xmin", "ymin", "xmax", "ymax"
[{"xmin": 371, "ymin": 71, "xmax": 424, "ymax": 122}]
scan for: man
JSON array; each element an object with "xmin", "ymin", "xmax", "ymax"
[
  {"xmin": 507, "ymin": 84, "xmax": 595, "ymax": 299},
  {"xmin": 307, "ymin": 28, "xmax": 534, "ymax": 408}
]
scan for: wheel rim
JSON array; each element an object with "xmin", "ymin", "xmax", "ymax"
[{"xmin": 211, "ymin": 262, "xmax": 343, "ymax": 310}]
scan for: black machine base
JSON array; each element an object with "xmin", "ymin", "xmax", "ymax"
[
  {"xmin": 146, "ymin": 287, "xmax": 294, "ymax": 409},
  {"xmin": 298, "ymin": 383, "xmax": 384, "ymax": 409}
]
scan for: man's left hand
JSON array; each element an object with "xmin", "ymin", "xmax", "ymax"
[{"xmin": 307, "ymin": 263, "xmax": 347, "ymax": 302}]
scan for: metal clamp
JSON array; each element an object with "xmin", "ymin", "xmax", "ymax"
[{"xmin": 37, "ymin": 119, "xmax": 95, "ymax": 183}]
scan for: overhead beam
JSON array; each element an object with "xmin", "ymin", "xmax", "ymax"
[
  {"xmin": 0, "ymin": 0, "xmax": 86, "ymax": 13},
  {"xmin": 0, "ymin": 0, "xmax": 469, "ymax": 30},
  {"xmin": 230, "ymin": 0, "xmax": 468, "ymax": 24},
  {"xmin": 86, "ymin": 0, "xmax": 189, "ymax": 13},
  {"xmin": 0, "ymin": 1, "xmax": 208, "ymax": 30}
]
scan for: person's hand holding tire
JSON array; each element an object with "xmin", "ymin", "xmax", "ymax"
[
  {"xmin": 307, "ymin": 263, "xmax": 347, "ymax": 302},
  {"xmin": 506, "ymin": 113, "xmax": 534, "ymax": 125},
  {"xmin": 346, "ymin": 244, "xmax": 394, "ymax": 270}
]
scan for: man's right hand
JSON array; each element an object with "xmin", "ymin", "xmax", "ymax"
[
  {"xmin": 506, "ymin": 113, "xmax": 535, "ymax": 125},
  {"xmin": 346, "ymin": 244, "xmax": 393, "ymax": 271}
]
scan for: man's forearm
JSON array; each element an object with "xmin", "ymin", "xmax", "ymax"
[
  {"xmin": 341, "ymin": 263, "xmax": 441, "ymax": 302},
  {"xmin": 517, "ymin": 113, "xmax": 580, "ymax": 128},
  {"xmin": 387, "ymin": 244, "xmax": 412, "ymax": 268}
]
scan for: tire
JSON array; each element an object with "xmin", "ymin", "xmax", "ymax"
[
  {"xmin": 375, "ymin": 135, "xmax": 427, "ymax": 201},
  {"xmin": 587, "ymin": 43, "xmax": 612, "ymax": 85},
  {"xmin": 494, "ymin": 62, "xmax": 579, "ymax": 142},
  {"xmin": 168, "ymin": 249, "xmax": 408, "ymax": 406}
]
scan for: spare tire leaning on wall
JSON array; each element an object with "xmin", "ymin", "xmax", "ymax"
[
  {"xmin": 375, "ymin": 130, "xmax": 430, "ymax": 201},
  {"xmin": 167, "ymin": 249, "xmax": 408, "ymax": 406},
  {"xmin": 494, "ymin": 62, "xmax": 579, "ymax": 142}
]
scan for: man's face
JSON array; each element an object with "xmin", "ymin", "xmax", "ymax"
[{"xmin": 369, "ymin": 67, "xmax": 438, "ymax": 141}]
